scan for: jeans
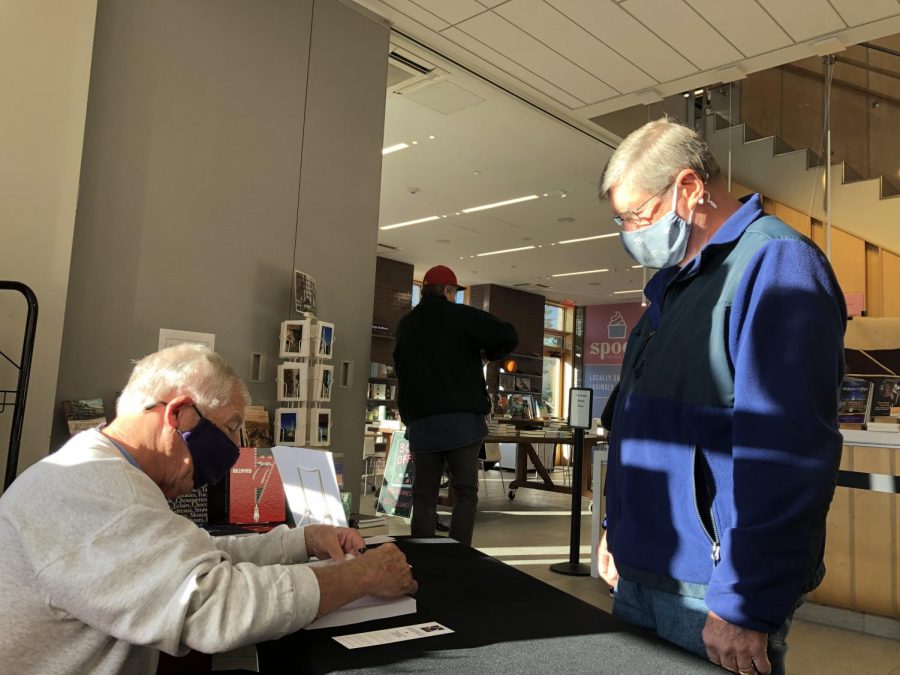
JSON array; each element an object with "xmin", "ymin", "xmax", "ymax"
[
  {"xmin": 411, "ymin": 442, "xmax": 480, "ymax": 546},
  {"xmin": 613, "ymin": 578, "xmax": 800, "ymax": 675}
]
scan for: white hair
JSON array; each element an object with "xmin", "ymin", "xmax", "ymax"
[
  {"xmin": 116, "ymin": 344, "xmax": 250, "ymax": 416},
  {"xmin": 599, "ymin": 118, "xmax": 721, "ymax": 198}
]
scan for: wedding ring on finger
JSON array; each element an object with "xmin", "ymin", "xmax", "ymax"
[{"xmin": 737, "ymin": 667, "xmax": 754, "ymax": 675}]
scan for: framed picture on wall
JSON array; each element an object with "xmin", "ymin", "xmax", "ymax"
[
  {"xmin": 498, "ymin": 373, "xmax": 516, "ymax": 392},
  {"xmin": 277, "ymin": 363, "xmax": 309, "ymax": 402},
  {"xmin": 309, "ymin": 407, "xmax": 332, "ymax": 447},
  {"xmin": 514, "ymin": 375, "xmax": 531, "ymax": 392},
  {"xmin": 274, "ymin": 407, "xmax": 305, "ymax": 446},
  {"xmin": 313, "ymin": 363, "xmax": 334, "ymax": 402},
  {"xmin": 279, "ymin": 319, "xmax": 312, "ymax": 358},
  {"xmin": 314, "ymin": 322, "xmax": 335, "ymax": 359}
]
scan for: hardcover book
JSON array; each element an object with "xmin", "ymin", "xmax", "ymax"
[
  {"xmin": 837, "ymin": 377, "xmax": 873, "ymax": 424},
  {"xmin": 870, "ymin": 377, "xmax": 900, "ymax": 418},
  {"xmin": 62, "ymin": 398, "xmax": 107, "ymax": 436},
  {"xmin": 241, "ymin": 406, "xmax": 273, "ymax": 448},
  {"xmin": 228, "ymin": 447, "xmax": 286, "ymax": 525}
]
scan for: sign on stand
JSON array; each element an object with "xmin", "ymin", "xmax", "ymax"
[{"xmin": 376, "ymin": 433, "xmax": 416, "ymax": 519}]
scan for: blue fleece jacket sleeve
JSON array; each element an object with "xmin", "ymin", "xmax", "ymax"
[{"xmin": 705, "ymin": 237, "xmax": 845, "ymax": 633}]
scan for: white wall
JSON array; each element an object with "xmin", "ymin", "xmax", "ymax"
[{"xmin": 0, "ymin": 0, "xmax": 98, "ymax": 486}]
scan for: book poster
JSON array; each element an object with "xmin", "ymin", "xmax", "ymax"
[
  {"xmin": 62, "ymin": 399, "xmax": 107, "ymax": 436},
  {"xmin": 871, "ymin": 377, "xmax": 900, "ymax": 417},
  {"xmin": 376, "ymin": 433, "xmax": 415, "ymax": 519},
  {"xmin": 168, "ymin": 485, "xmax": 208, "ymax": 525},
  {"xmin": 229, "ymin": 448, "xmax": 286, "ymax": 525},
  {"xmin": 838, "ymin": 377, "xmax": 873, "ymax": 423}
]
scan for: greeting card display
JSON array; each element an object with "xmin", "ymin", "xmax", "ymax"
[
  {"xmin": 279, "ymin": 319, "xmax": 312, "ymax": 358},
  {"xmin": 309, "ymin": 407, "xmax": 332, "ymax": 446},
  {"xmin": 314, "ymin": 322, "xmax": 335, "ymax": 359},
  {"xmin": 278, "ymin": 362, "xmax": 310, "ymax": 401},
  {"xmin": 274, "ymin": 407, "xmax": 306, "ymax": 446},
  {"xmin": 313, "ymin": 363, "xmax": 334, "ymax": 402}
]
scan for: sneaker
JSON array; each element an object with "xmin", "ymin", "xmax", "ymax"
[{"xmin": 435, "ymin": 517, "xmax": 450, "ymax": 532}]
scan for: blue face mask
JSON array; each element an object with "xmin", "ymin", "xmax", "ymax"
[
  {"xmin": 619, "ymin": 189, "xmax": 692, "ymax": 269},
  {"xmin": 179, "ymin": 406, "xmax": 240, "ymax": 489}
]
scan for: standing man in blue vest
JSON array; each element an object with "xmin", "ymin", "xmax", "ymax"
[
  {"xmin": 596, "ymin": 119, "xmax": 845, "ymax": 675},
  {"xmin": 394, "ymin": 265, "xmax": 518, "ymax": 546}
]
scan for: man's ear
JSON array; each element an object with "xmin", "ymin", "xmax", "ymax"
[{"xmin": 163, "ymin": 395, "xmax": 194, "ymax": 431}]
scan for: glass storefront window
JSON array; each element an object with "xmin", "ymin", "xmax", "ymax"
[
  {"xmin": 544, "ymin": 304, "xmax": 564, "ymax": 330},
  {"xmin": 543, "ymin": 355, "xmax": 561, "ymax": 417},
  {"xmin": 543, "ymin": 334, "xmax": 563, "ymax": 348}
]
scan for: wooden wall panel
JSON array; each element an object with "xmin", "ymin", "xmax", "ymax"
[
  {"xmin": 883, "ymin": 250, "xmax": 900, "ymax": 317},
  {"xmin": 773, "ymin": 201, "xmax": 811, "ymax": 238},
  {"xmin": 865, "ymin": 244, "xmax": 883, "ymax": 317},
  {"xmin": 829, "ymin": 228, "xmax": 866, "ymax": 300},
  {"xmin": 811, "ymin": 219, "xmax": 825, "ymax": 251},
  {"xmin": 851, "ymin": 446, "xmax": 896, "ymax": 617},
  {"xmin": 814, "ymin": 448, "xmax": 854, "ymax": 608}
]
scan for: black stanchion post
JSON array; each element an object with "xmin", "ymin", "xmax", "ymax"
[{"xmin": 551, "ymin": 387, "xmax": 592, "ymax": 576}]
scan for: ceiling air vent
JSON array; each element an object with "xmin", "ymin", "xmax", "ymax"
[
  {"xmin": 387, "ymin": 45, "xmax": 437, "ymax": 92},
  {"xmin": 377, "ymin": 242, "xmax": 400, "ymax": 251}
]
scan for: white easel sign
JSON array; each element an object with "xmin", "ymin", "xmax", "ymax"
[
  {"xmin": 568, "ymin": 387, "xmax": 593, "ymax": 430},
  {"xmin": 272, "ymin": 446, "xmax": 347, "ymax": 528}
]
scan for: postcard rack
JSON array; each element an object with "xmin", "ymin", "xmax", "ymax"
[{"xmin": 1, "ymin": 281, "xmax": 38, "ymax": 491}]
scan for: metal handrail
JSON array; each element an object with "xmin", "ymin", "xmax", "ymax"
[{"xmin": 1, "ymin": 282, "xmax": 38, "ymax": 491}]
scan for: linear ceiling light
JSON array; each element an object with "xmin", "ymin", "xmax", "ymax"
[
  {"xmin": 382, "ymin": 143, "xmax": 409, "ymax": 155},
  {"xmin": 613, "ymin": 289, "xmax": 644, "ymax": 294},
  {"xmin": 380, "ymin": 215, "xmax": 439, "ymax": 230},
  {"xmin": 558, "ymin": 233, "xmax": 619, "ymax": 245},
  {"xmin": 462, "ymin": 195, "xmax": 539, "ymax": 214},
  {"xmin": 476, "ymin": 245, "xmax": 536, "ymax": 257},
  {"xmin": 631, "ymin": 264, "xmax": 643, "ymax": 269},
  {"xmin": 551, "ymin": 269, "xmax": 609, "ymax": 277}
]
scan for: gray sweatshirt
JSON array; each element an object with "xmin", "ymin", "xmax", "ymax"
[{"xmin": 0, "ymin": 430, "xmax": 321, "ymax": 674}]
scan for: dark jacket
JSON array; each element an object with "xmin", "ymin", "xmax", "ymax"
[
  {"xmin": 393, "ymin": 297, "xmax": 518, "ymax": 424},
  {"xmin": 606, "ymin": 194, "xmax": 846, "ymax": 634}
]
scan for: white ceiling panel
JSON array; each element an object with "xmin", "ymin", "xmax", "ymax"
[
  {"xmin": 456, "ymin": 12, "xmax": 619, "ymax": 104},
  {"xmin": 828, "ymin": 0, "xmax": 900, "ymax": 26},
  {"xmin": 496, "ymin": 0, "xmax": 658, "ymax": 93},
  {"xmin": 441, "ymin": 27, "xmax": 586, "ymax": 109},
  {"xmin": 476, "ymin": 0, "xmax": 508, "ymax": 7},
  {"xmin": 756, "ymin": 0, "xmax": 846, "ymax": 41},
  {"xmin": 621, "ymin": 0, "xmax": 743, "ymax": 68},
  {"xmin": 547, "ymin": 0, "xmax": 697, "ymax": 82},
  {"xmin": 402, "ymin": 0, "xmax": 485, "ymax": 25},
  {"xmin": 684, "ymin": 0, "xmax": 792, "ymax": 56},
  {"xmin": 376, "ymin": 0, "xmax": 449, "ymax": 31}
]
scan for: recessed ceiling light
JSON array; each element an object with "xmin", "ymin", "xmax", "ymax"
[
  {"xmin": 693, "ymin": 89, "xmax": 704, "ymax": 95},
  {"xmin": 429, "ymin": 135, "xmax": 435, "ymax": 140},
  {"xmin": 476, "ymin": 245, "xmax": 536, "ymax": 257},
  {"xmin": 379, "ymin": 215, "xmax": 439, "ymax": 230},
  {"xmin": 683, "ymin": 93, "xmax": 690, "ymax": 98},
  {"xmin": 382, "ymin": 143, "xmax": 409, "ymax": 155},
  {"xmin": 558, "ymin": 233, "xmax": 618, "ymax": 244},
  {"xmin": 551, "ymin": 269, "xmax": 610, "ymax": 277},
  {"xmin": 473, "ymin": 170, "xmax": 481, "ymax": 176},
  {"xmin": 631, "ymin": 264, "xmax": 643, "ymax": 268},
  {"xmin": 462, "ymin": 195, "xmax": 539, "ymax": 214},
  {"xmin": 613, "ymin": 289, "xmax": 644, "ymax": 294},
  {"xmin": 411, "ymin": 140, "xmax": 418, "ymax": 145}
]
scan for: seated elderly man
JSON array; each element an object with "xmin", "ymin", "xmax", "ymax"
[{"xmin": 0, "ymin": 344, "xmax": 416, "ymax": 674}]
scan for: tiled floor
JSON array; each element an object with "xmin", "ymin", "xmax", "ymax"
[{"xmin": 362, "ymin": 469, "xmax": 900, "ymax": 675}]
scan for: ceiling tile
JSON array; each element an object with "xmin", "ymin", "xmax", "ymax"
[
  {"xmin": 756, "ymin": 0, "xmax": 846, "ymax": 41},
  {"xmin": 621, "ymin": 0, "xmax": 743, "ymax": 68},
  {"xmin": 377, "ymin": 0, "xmax": 449, "ymax": 31},
  {"xmin": 827, "ymin": 0, "xmax": 900, "ymax": 26},
  {"xmin": 496, "ymin": 0, "xmax": 658, "ymax": 93},
  {"xmin": 456, "ymin": 12, "xmax": 619, "ymax": 104},
  {"xmin": 476, "ymin": 0, "xmax": 508, "ymax": 6},
  {"xmin": 684, "ymin": 0, "xmax": 792, "ymax": 56},
  {"xmin": 405, "ymin": 0, "xmax": 486, "ymax": 25},
  {"xmin": 547, "ymin": 0, "xmax": 697, "ymax": 82},
  {"xmin": 441, "ymin": 27, "xmax": 586, "ymax": 109}
]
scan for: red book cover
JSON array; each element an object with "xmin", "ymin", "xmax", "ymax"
[{"xmin": 229, "ymin": 448, "xmax": 286, "ymax": 525}]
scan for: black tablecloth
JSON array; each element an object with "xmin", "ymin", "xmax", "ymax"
[{"xmin": 256, "ymin": 538, "xmax": 722, "ymax": 674}]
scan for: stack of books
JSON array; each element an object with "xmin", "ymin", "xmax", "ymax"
[
  {"xmin": 519, "ymin": 429, "xmax": 549, "ymax": 439},
  {"xmin": 350, "ymin": 513, "xmax": 389, "ymax": 537},
  {"xmin": 487, "ymin": 422, "xmax": 515, "ymax": 436},
  {"xmin": 867, "ymin": 417, "xmax": 900, "ymax": 433}
]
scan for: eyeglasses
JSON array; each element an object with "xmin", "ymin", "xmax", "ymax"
[
  {"xmin": 145, "ymin": 401, "xmax": 242, "ymax": 437},
  {"xmin": 613, "ymin": 182, "xmax": 673, "ymax": 228}
]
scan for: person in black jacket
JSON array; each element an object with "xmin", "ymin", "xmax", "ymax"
[{"xmin": 393, "ymin": 265, "xmax": 518, "ymax": 545}]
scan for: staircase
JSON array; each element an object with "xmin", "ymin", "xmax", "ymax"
[{"xmin": 705, "ymin": 114, "xmax": 900, "ymax": 255}]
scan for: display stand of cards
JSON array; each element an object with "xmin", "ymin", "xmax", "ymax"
[{"xmin": 276, "ymin": 272, "xmax": 335, "ymax": 447}]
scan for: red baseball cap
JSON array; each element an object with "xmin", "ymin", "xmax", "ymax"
[{"xmin": 423, "ymin": 265, "xmax": 465, "ymax": 290}]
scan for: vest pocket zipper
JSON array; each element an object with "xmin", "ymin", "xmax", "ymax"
[{"xmin": 692, "ymin": 446, "xmax": 720, "ymax": 564}]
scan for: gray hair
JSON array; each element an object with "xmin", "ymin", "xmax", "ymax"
[
  {"xmin": 422, "ymin": 284, "xmax": 454, "ymax": 299},
  {"xmin": 599, "ymin": 118, "xmax": 720, "ymax": 198},
  {"xmin": 116, "ymin": 344, "xmax": 250, "ymax": 416}
]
